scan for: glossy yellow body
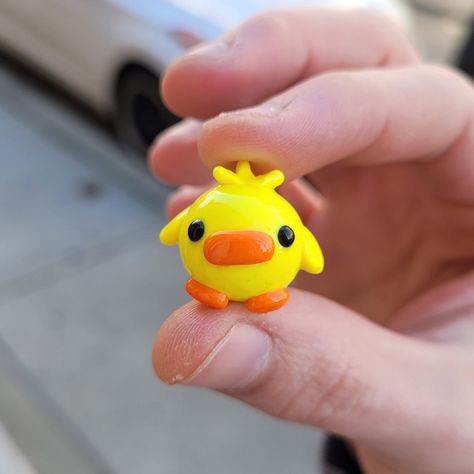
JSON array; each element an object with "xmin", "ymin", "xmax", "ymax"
[{"xmin": 160, "ymin": 162, "xmax": 324, "ymax": 302}]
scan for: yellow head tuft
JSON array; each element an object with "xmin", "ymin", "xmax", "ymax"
[{"xmin": 213, "ymin": 161, "xmax": 284, "ymax": 189}]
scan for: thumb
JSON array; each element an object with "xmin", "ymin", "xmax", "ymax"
[{"xmin": 152, "ymin": 289, "xmax": 443, "ymax": 444}]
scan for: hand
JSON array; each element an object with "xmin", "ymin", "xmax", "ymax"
[{"xmin": 149, "ymin": 9, "xmax": 474, "ymax": 473}]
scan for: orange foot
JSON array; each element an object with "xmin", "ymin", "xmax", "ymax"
[
  {"xmin": 246, "ymin": 288, "xmax": 289, "ymax": 313},
  {"xmin": 186, "ymin": 278, "xmax": 229, "ymax": 309}
]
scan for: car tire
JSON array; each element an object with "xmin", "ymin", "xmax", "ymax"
[{"xmin": 115, "ymin": 66, "xmax": 179, "ymax": 155}]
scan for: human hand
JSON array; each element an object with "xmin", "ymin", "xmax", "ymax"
[{"xmin": 149, "ymin": 9, "xmax": 474, "ymax": 473}]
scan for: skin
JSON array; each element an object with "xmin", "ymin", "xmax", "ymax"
[{"xmin": 149, "ymin": 8, "xmax": 474, "ymax": 474}]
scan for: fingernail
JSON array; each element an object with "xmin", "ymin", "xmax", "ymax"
[
  {"xmin": 250, "ymin": 102, "xmax": 283, "ymax": 117},
  {"xmin": 186, "ymin": 324, "xmax": 271, "ymax": 391},
  {"xmin": 158, "ymin": 119, "xmax": 201, "ymax": 141},
  {"xmin": 187, "ymin": 41, "xmax": 229, "ymax": 59},
  {"xmin": 226, "ymin": 101, "xmax": 282, "ymax": 119}
]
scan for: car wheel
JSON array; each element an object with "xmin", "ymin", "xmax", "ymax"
[{"xmin": 115, "ymin": 66, "xmax": 179, "ymax": 155}]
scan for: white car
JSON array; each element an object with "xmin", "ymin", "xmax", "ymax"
[{"xmin": 0, "ymin": 0, "xmax": 410, "ymax": 151}]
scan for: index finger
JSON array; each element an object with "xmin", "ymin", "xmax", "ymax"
[
  {"xmin": 161, "ymin": 8, "xmax": 418, "ymax": 119},
  {"xmin": 197, "ymin": 65, "xmax": 474, "ymax": 201}
]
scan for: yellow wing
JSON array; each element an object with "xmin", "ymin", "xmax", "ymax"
[
  {"xmin": 159, "ymin": 207, "xmax": 189, "ymax": 246},
  {"xmin": 300, "ymin": 226, "xmax": 324, "ymax": 274}
]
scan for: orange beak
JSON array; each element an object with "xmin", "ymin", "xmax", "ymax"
[{"xmin": 204, "ymin": 231, "xmax": 274, "ymax": 266}]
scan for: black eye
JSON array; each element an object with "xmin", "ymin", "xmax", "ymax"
[
  {"xmin": 188, "ymin": 219, "xmax": 205, "ymax": 242},
  {"xmin": 278, "ymin": 225, "xmax": 295, "ymax": 247}
]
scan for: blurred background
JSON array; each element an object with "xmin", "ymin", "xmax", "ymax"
[{"xmin": 0, "ymin": 1, "xmax": 473, "ymax": 473}]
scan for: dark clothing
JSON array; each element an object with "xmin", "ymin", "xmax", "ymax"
[{"xmin": 323, "ymin": 437, "xmax": 363, "ymax": 474}]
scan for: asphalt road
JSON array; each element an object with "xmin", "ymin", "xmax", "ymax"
[{"xmin": 0, "ymin": 55, "xmax": 324, "ymax": 474}]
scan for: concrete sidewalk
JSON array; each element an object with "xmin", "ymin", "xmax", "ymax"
[{"xmin": 0, "ymin": 424, "xmax": 36, "ymax": 474}]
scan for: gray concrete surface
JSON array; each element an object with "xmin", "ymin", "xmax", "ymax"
[
  {"xmin": 0, "ymin": 424, "xmax": 36, "ymax": 474},
  {"xmin": 0, "ymin": 56, "xmax": 324, "ymax": 474}
]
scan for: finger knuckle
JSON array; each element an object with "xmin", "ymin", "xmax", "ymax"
[
  {"xmin": 277, "ymin": 353, "xmax": 369, "ymax": 429},
  {"xmin": 358, "ymin": 8, "xmax": 397, "ymax": 28},
  {"xmin": 354, "ymin": 8, "xmax": 417, "ymax": 63},
  {"xmin": 242, "ymin": 10, "xmax": 293, "ymax": 42},
  {"xmin": 356, "ymin": 8, "xmax": 403, "ymax": 37},
  {"xmin": 309, "ymin": 361, "xmax": 368, "ymax": 428}
]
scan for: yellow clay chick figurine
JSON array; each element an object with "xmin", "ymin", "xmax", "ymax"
[{"xmin": 160, "ymin": 161, "xmax": 324, "ymax": 313}]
